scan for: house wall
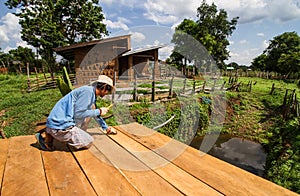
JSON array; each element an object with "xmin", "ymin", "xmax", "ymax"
[{"xmin": 75, "ymin": 38, "xmax": 129, "ymax": 85}]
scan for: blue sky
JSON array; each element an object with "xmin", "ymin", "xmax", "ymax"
[{"xmin": 1, "ymin": 0, "xmax": 300, "ymax": 66}]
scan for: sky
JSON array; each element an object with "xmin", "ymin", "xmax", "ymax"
[{"xmin": 0, "ymin": 0, "xmax": 300, "ymax": 66}]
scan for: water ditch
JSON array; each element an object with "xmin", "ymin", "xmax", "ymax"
[{"xmin": 190, "ymin": 134, "xmax": 267, "ymax": 177}]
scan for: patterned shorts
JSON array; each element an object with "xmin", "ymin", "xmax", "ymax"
[{"xmin": 46, "ymin": 126, "xmax": 94, "ymax": 149}]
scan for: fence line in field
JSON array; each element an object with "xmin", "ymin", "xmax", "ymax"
[{"xmin": 26, "ymin": 64, "xmax": 75, "ymax": 92}]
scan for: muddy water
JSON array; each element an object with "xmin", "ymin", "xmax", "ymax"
[{"xmin": 190, "ymin": 135, "xmax": 267, "ymax": 177}]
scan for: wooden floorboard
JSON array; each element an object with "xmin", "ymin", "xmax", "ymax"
[
  {"xmin": 116, "ymin": 123, "xmax": 299, "ymax": 196},
  {"xmin": 0, "ymin": 123, "xmax": 298, "ymax": 196},
  {"xmin": 42, "ymin": 150, "xmax": 96, "ymax": 195},
  {"xmin": 1, "ymin": 136, "xmax": 49, "ymax": 196},
  {"xmin": 71, "ymin": 146, "xmax": 141, "ymax": 195},
  {"xmin": 0, "ymin": 139, "xmax": 9, "ymax": 192},
  {"xmin": 89, "ymin": 127, "xmax": 223, "ymax": 195},
  {"xmin": 88, "ymin": 129, "xmax": 184, "ymax": 195}
]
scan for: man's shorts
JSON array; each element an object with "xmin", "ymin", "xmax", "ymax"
[{"xmin": 46, "ymin": 126, "xmax": 94, "ymax": 149}]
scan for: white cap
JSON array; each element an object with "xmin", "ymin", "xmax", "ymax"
[{"xmin": 91, "ymin": 75, "xmax": 115, "ymax": 92}]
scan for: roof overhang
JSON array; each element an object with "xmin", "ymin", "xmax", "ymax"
[{"xmin": 53, "ymin": 35, "xmax": 131, "ymax": 60}]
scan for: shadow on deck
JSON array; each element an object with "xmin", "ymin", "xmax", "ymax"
[{"xmin": 0, "ymin": 123, "xmax": 297, "ymax": 195}]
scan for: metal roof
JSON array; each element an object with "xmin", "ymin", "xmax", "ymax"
[
  {"xmin": 53, "ymin": 35, "xmax": 131, "ymax": 59},
  {"xmin": 121, "ymin": 44, "xmax": 166, "ymax": 57}
]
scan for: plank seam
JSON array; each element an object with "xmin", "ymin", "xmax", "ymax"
[
  {"xmin": 91, "ymin": 140, "xmax": 143, "ymax": 196},
  {"xmin": 113, "ymin": 125, "xmax": 224, "ymax": 195},
  {"xmin": 68, "ymin": 145, "xmax": 99, "ymax": 196},
  {"xmin": 93, "ymin": 126, "xmax": 186, "ymax": 195},
  {"xmin": 0, "ymin": 140, "xmax": 9, "ymax": 195}
]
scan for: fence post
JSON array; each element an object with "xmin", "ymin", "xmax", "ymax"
[
  {"xmin": 151, "ymin": 66, "xmax": 155, "ymax": 102},
  {"xmin": 270, "ymin": 83, "xmax": 275, "ymax": 95},
  {"xmin": 249, "ymin": 81, "xmax": 252, "ymax": 92},
  {"xmin": 34, "ymin": 67, "xmax": 40, "ymax": 88},
  {"xmin": 202, "ymin": 81, "xmax": 206, "ymax": 92},
  {"xmin": 192, "ymin": 78, "xmax": 196, "ymax": 94},
  {"xmin": 221, "ymin": 81, "xmax": 226, "ymax": 90},
  {"xmin": 112, "ymin": 71, "xmax": 116, "ymax": 103},
  {"xmin": 42, "ymin": 66, "xmax": 48, "ymax": 83},
  {"xmin": 212, "ymin": 79, "xmax": 216, "ymax": 91},
  {"xmin": 133, "ymin": 73, "xmax": 138, "ymax": 101},
  {"xmin": 182, "ymin": 78, "xmax": 186, "ymax": 94},
  {"xmin": 169, "ymin": 75, "xmax": 174, "ymax": 97},
  {"xmin": 27, "ymin": 63, "xmax": 31, "ymax": 91}
]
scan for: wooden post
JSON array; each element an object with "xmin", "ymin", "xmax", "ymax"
[
  {"xmin": 27, "ymin": 63, "xmax": 31, "ymax": 91},
  {"xmin": 169, "ymin": 75, "xmax": 174, "ymax": 97},
  {"xmin": 221, "ymin": 81, "xmax": 226, "ymax": 90},
  {"xmin": 192, "ymin": 78, "xmax": 196, "ymax": 94},
  {"xmin": 212, "ymin": 79, "xmax": 216, "ymax": 91},
  {"xmin": 270, "ymin": 83, "xmax": 275, "ymax": 95},
  {"xmin": 112, "ymin": 71, "xmax": 116, "ymax": 103},
  {"xmin": 42, "ymin": 66, "xmax": 48, "ymax": 83},
  {"xmin": 182, "ymin": 78, "xmax": 186, "ymax": 94},
  {"xmin": 202, "ymin": 81, "xmax": 206, "ymax": 92},
  {"xmin": 133, "ymin": 73, "xmax": 137, "ymax": 101},
  {"xmin": 151, "ymin": 65, "xmax": 155, "ymax": 102},
  {"xmin": 282, "ymin": 89, "xmax": 289, "ymax": 119},
  {"xmin": 34, "ymin": 67, "xmax": 40, "ymax": 88}
]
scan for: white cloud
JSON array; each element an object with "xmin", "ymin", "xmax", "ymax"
[
  {"xmin": 143, "ymin": 0, "xmax": 198, "ymax": 25},
  {"xmin": 262, "ymin": 39, "xmax": 269, "ymax": 49},
  {"xmin": 104, "ymin": 17, "xmax": 129, "ymax": 31},
  {"xmin": 0, "ymin": 29, "xmax": 9, "ymax": 42},
  {"xmin": 208, "ymin": 0, "xmax": 300, "ymax": 24},
  {"xmin": 0, "ymin": 13, "xmax": 24, "ymax": 51},
  {"xmin": 102, "ymin": 0, "xmax": 300, "ymax": 30},
  {"xmin": 239, "ymin": 39, "xmax": 248, "ymax": 44},
  {"xmin": 129, "ymin": 31, "xmax": 146, "ymax": 43},
  {"xmin": 257, "ymin": 33, "xmax": 264, "ymax": 37},
  {"xmin": 159, "ymin": 45, "xmax": 174, "ymax": 60}
]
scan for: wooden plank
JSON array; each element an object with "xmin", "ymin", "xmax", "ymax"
[
  {"xmin": 87, "ymin": 128, "xmax": 184, "ymax": 195},
  {"xmin": 71, "ymin": 145, "xmax": 141, "ymax": 195},
  {"xmin": 0, "ymin": 139, "xmax": 9, "ymax": 191},
  {"xmin": 1, "ymin": 136, "xmax": 49, "ymax": 196},
  {"xmin": 99, "ymin": 127, "xmax": 223, "ymax": 195},
  {"xmin": 116, "ymin": 123, "xmax": 299, "ymax": 196},
  {"xmin": 42, "ymin": 149, "xmax": 96, "ymax": 195}
]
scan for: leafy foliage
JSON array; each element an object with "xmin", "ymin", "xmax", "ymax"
[
  {"xmin": 252, "ymin": 32, "xmax": 300, "ymax": 77},
  {"xmin": 134, "ymin": 97, "xmax": 209, "ymax": 143},
  {"xmin": 5, "ymin": 0, "xmax": 108, "ymax": 68},
  {"xmin": 170, "ymin": 0, "xmax": 239, "ymax": 70},
  {"xmin": 264, "ymin": 118, "xmax": 300, "ymax": 193}
]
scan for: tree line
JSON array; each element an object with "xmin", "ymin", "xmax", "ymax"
[{"xmin": 0, "ymin": 0, "xmax": 299, "ymax": 80}]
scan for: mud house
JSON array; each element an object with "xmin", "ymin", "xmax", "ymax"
[{"xmin": 54, "ymin": 35, "xmax": 164, "ymax": 85}]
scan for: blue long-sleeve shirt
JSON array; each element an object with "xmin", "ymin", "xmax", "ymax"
[{"xmin": 46, "ymin": 85, "xmax": 108, "ymax": 130}]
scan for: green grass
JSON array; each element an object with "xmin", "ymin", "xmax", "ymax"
[{"xmin": 0, "ymin": 74, "xmax": 61, "ymax": 137}]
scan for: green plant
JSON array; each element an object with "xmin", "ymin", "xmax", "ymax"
[{"xmin": 264, "ymin": 118, "xmax": 300, "ymax": 193}]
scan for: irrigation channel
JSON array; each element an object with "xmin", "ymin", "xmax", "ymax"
[{"xmin": 190, "ymin": 135, "xmax": 267, "ymax": 177}]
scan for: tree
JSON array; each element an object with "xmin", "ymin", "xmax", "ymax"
[
  {"xmin": 171, "ymin": 0, "xmax": 238, "ymax": 71},
  {"xmin": 251, "ymin": 54, "xmax": 268, "ymax": 71},
  {"xmin": 5, "ymin": 0, "xmax": 108, "ymax": 70},
  {"xmin": 263, "ymin": 32, "xmax": 300, "ymax": 76}
]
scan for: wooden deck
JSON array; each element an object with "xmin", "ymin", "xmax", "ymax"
[{"xmin": 0, "ymin": 123, "xmax": 298, "ymax": 196}]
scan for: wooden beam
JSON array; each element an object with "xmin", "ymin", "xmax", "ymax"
[
  {"xmin": 116, "ymin": 123, "xmax": 299, "ymax": 196},
  {"xmin": 1, "ymin": 136, "xmax": 49, "ymax": 195}
]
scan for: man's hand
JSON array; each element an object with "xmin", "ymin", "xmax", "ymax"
[
  {"xmin": 100, "ymin": 107, "xmax": 108, "ymax": 116},
  {"xmin": 104, "ymin": 127, "xmax": 117, "ymax": 135}
]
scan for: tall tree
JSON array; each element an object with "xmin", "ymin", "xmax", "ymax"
[
  {"xmin": 5, "ymin": 0, "xmax": 108, "ymax": 70},
  {"xmin": 263, "ymin": 32, "xmax": 300, "ymax": 77},
  {"xmin": 251, "ymin": 54, "xmax": 268, "ymax": 71},
  {"xmin": 171, "ymin": 0, "xmax": 238, "ymax": 71}
]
